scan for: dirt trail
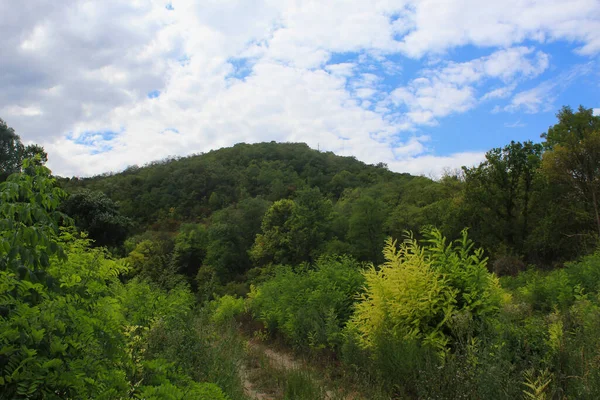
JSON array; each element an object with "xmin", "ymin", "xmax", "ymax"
[
  {"xmin": 240, "ymin": 362, "xmax": 272, "ymax": 400},
  {"xmin": 240, "ymin": 340, "xmax": 298, "ymax": 400},
  {"xmin": 240, "ymin": 339, "xmax": 351, "ymax": 400},
  {"xmin": 252, "ymin": 341, "xmax": 300, "ymax": 370}
]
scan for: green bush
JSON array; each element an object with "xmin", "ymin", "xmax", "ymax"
[
  {"xmin": 249, "ymin": 255, "xmax": 364, "ymax": 350},
  {"xmin": 211, "ymin": 295, "xmax": 246, "ymax": 324}
]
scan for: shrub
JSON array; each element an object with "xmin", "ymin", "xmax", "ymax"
[
  {"xmin": 211, "ymin": 295, "xmax": 246, "ymax": 324},
  {"xmin": 249, "ymin": 255, "xmax": 364, "ymax": 350},
  {"xmin": 349, "ymin": 229, "xmax": 503, "ymax": 357}
]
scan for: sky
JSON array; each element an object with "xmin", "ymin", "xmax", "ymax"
[{"xmin": 1, "ymin": 0, "xmax": 599, "ymax": 178}]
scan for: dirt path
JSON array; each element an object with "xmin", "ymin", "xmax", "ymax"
[
  {"xmin": 240, "ymin": 339, "xmax": 349, "ymax": 400},
  {"xmin": 240, "ymin": 362, "xmax": 272, "ymax": 400},
  {"xmin": 252, "ymin": 341, "xmax": 300, "ymax": 370},
  {"xmin": 240, "ymin": 340, "xmax": 298, "ymax": 400}
]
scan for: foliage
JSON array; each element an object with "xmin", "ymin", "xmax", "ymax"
[
  {"xmin": 462, "ymin": 140, "xmax": 543, "ymax": 260},
  {"xmin": 0, "ymin": 165, "xmax": 232, "ymax": 399},
  {"xmin": 347, "ymin": 196, "xmax": 387, "ymax": 264},
  {"xmin": 249, "ymin": 256, "xmax": 364, "ymax": 350},
  {"xmin": 60, "ymin": 189, "xmax": 132, "ymax": 248},
  {"xmin": 542, "ymin": 105, "xmax": 600, "ymax": 238},
  {"xmin": 349, "ymin": 229, "xmax": 502, "ymax": 354},
  {"xmin": 170, "ymin": 223, "xmax": 208, "ymax": 282},
  {"xmin": 0, "ymin": 120, "xmax": 47, "ymax": 181},
  {"xmin": 125, "ymin": 239, "xmax": 185, "ymax": 290},
  {"xmin": 0, "ymin": 160, "xmax": 68, "ymax": 278},
  {"xmin": 503, "ymin": 250, "xmax": 600, "ymax": 311},
  {"xmin": 250, "ymin": 199, "xmax": 300, "ymax": 265},
  {"xmin": 211, "ymin": 295, "xmax": 246, "ymax": 324},
  {"xmin": 0, "ymin": 234, "xmax": 130, "ymax": 399}
]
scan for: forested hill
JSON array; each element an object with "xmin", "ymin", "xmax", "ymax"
[
  {"xmin": 59, "ymin": 106, "xmax": 600, "ymax": 278},
  {"xmin": 60, "ymin": 141, "xmax": 448, "ymax": 232},
  {"xmin": 59, "ymin": 140, "xmax": 460, "ymax": 288}
]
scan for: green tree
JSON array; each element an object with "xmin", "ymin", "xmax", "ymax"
[
  {"xmin": 60, "ymin": 189, "xmax": 131, "ymax": 248},
  {"xmin": 541, "ymin": 106, "xmax": 600, "ymax": 237},
  {"xmin": 0, "ymin": 119, "xmax": 23, "ymax": 180},
  {"xmin": 0, "ymin": 159, "xmax": 68, "ymax": 277},
  {"xmin": 204, "ymin": 223, "xmax": 247, "ymax": 281},
  {"xmin": 249, "ymin": 255, "xmax": 364, "ymax": 350},
  {"xmin": 292, "ymin": 187, "xmax": 333, "ymax": 261},
  {"xmin": 348, "ymin": 196, "xmax": 387, "ymax": 264},
  {"xmin": 250, "ymin": 190, "xmax": 333, "ymax": 266},
  {"xmin": 462, "ymin": 141, "xmax": 543, "ymax": 257},
  {"xmin": 0, "ymin": 120, "xmax": 47, "ymax": 181},
  {"xmin": 250, "ymin": 199, "xmax": 299, "ymax": 265},
  {"xmin": 349, "ymin": 229, "xmax": 502, "ymax": 354},
  {"xmin": 203, "ymin": 197, "xmax": 271, "ymax": 281}
]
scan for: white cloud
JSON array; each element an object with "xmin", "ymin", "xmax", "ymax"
[
  {"xmin": 503, "ymin": 63, "xmax": 594, "ymax": 113},
  {"xmin": 504, "ymin": 120, "xmax": 526, "ymax": 128},
  {"xmin": 390, "ymin": 47, "xmax": 549, "ymax": 125},
  {"xmin": 396, "ymin": 0, "xmax": 600, "ymax": 57},
  {"xmin": 504, "ymin": 82, "xmax": 556, "ymax": 113},
  {"xmin": 389, "ymin": 151, "xmax": 486, "ymax": 179},
  {"xmin": 1, "ymin": 0, "xmax": 599, "ymax": 178},
  {"xmin": 2, "ymin": 105, "xmax": 43, "ymax": 117},
  {"xmin": 482, "ymin": 84, "xmax": 517, "ymax": 101},
  {"xmin": 593, "ymin": 108, "xmax": 600, "ymax": 116}
]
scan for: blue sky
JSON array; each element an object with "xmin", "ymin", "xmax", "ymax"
[{"xmin": 0, "ymin": 0, "xmax": 599, "ymax": 177}]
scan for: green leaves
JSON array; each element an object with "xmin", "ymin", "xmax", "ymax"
[
  {"xmin": 350, "ymin": 229, "xmax": 502, "ymax": 355},
  {"xmin": 0, "ymin": 161, "xmax": 69, "ymax": 276},
  {"xmin": 249, "ymin": 255, "xmax": 364, "ymax": 350},
  {"xmin": 0, "ymin": 166, "xmax": 229, "ymax": 399}
]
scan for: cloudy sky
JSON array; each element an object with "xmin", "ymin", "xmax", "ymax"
[{"xmin": 1, "ymin": 0, "xmax": 599, "ymax": 177}]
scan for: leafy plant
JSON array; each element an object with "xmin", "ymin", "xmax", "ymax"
[
  {"xmin": 349, "ymin": 228, "xmax": 502, "ymax": 355},
  {"xmin": 249, "ymin": 255, "xmax": 364, "ymax": 350}
]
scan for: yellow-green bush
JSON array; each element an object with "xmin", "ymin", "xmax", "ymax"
[
  {"xmin": 211, "ymin": 295, "xmax": 246, "ymax": 324},
  {"xmin": 349, "ymin": 229, "xmax": 502, "ymax": 354}
]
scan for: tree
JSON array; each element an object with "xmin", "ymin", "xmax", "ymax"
[
  {"xmin": 0, "ymin": 159, "xmax": 68, "ymax": 277},
  {"xmin": 349, "ymin": 229, "xmax": 501, "ymax": 354},
  {"xmin": 0, "ymin": 119, "xmax": 24, "ymax": 181},
  {"xmin": 292, "ymin": 187, "xmax": 333, "ymax": 261},
  {"xmin": 348, "ymin": 196, "xmax": 387, "ymax": 264},
  {"xmin": 204, "ymin": 223, "xmax": 247, "ymax": 281},
  {"xmin": 250, "ymin": 189, "xmax": 333, "ymax": 266},
  {"xmin": 250, "ymin": 199, "xmax": 300, "ymax": 266},
  {"xmin": 541, "ymin": 106, "xmax": 600, "ymax": 237},
  {"xmin": 171, "ymin": 223, "xmax": 208, "ymax": 282},
  {"xmin": 462, "ymin": 141, "xmax": 543, "ymax": 257},
  {"xmin": 60, "ymin": 189, "xmax": 132, "ymax": 248},
  {"xmin": 0, "ymin": 119, "xmax": 47, "ymax": 181},
  {"xmin": 203, "ymin": 197, "xmax": 271, "ymax": 281}
]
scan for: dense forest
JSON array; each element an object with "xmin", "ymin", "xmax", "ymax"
[{"xmin": 2, "ymin": 105, "xmax": 600, "ymax": 399}]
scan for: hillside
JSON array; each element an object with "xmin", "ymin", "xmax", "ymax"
[
  {"xmin": 60, "ymin": 141, "xmax": 437, "ymax": 227},
  {"xmin": 57, "ymin": 141, "xmax": 458, "ymax": 291}
]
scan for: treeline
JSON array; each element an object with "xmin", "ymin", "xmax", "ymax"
[{"xmin": 61, "ymin": 106, "xmax": 600, "ymax": 285}]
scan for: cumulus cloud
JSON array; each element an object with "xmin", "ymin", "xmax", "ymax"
[
  {"xmin": 396, "ymin": 0, "xmax": 600, "ymax": 57},
  {"xmin": 389, "ymin": 47, "xmax": 549, "ymax": 125},
  {"xmin": 1, "ymin": 0, "xmax": 599, "ymax": 177}
]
